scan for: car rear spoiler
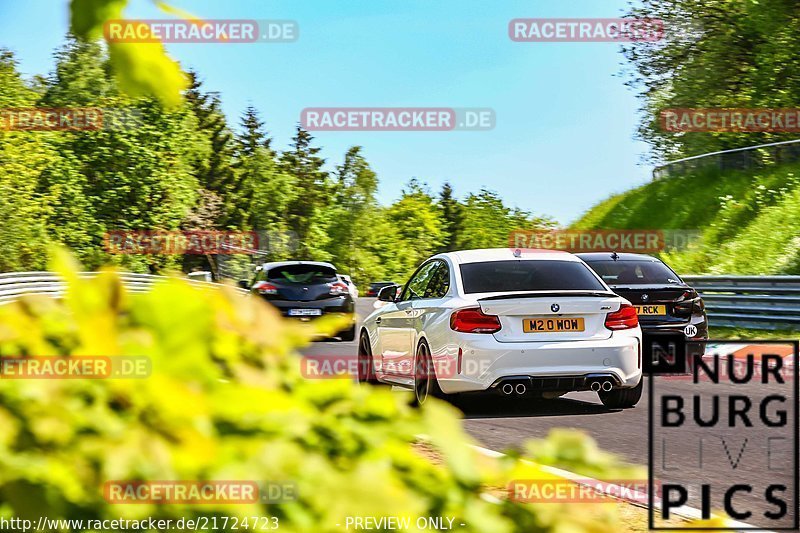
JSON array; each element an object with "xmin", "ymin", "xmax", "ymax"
[{"xmin": 478, "ymin": 291, "xmax": 617, "ymax": 301}]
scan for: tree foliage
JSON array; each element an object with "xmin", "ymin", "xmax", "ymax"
[
  {"xmin": 0, "ymin": 252, "xmax": 634, "ymax": 532},
  {"xmin": 623, "ymin": 0, "xmax": 800, "ymax": 162},
  {"xmin": 0, "ymin": 24, "xmax": 551, "ymax": 286}
]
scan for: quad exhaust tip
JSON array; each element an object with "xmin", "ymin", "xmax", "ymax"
[
  {"xmin": 500, "ymin": 381, "xmax": 528, "ymax": 396},
  {"xmin": 498, "ymin": 376, "xmax": 614, "ymax": 395},
  {"xmin": 589, "ymin": 378, "xmax": 614, "ymax": 392}
]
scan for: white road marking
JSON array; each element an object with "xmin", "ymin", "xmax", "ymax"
[{"xmin": 469, "ymin": 444, "xmax": 766, "ymax": 532}]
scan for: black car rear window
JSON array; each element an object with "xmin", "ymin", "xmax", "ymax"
[
  {"xmin": 459, "ymin": 260, "xmax": 606, "ymax": 294},
  {"xmin": 267, "ymin": 264, "xmax": 337, "ymax": 284},
  {"xmin": 583, "ymin": 260, "xmax": 682, "ymax": 286}
]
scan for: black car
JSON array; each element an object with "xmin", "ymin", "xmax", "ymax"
[
  {"xmin": 366, "ymin": 281, "xmax": 397, "ymax": 297},
  {"xmin": 246, "ymin": 261, "xmax": 356, "ymax": 341},
  {"xmin": 577, "ymin": 252, "xmax": 708, "ymax": 371}
]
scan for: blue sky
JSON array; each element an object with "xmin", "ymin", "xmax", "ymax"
[{"xmin": 0, "ymin": 0, "xmax": 651, "ymax": 224}]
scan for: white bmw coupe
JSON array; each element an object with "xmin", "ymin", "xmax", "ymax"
[{"xmin": 358, "ymin": 248, "xmax": 643, "ymax": 407}]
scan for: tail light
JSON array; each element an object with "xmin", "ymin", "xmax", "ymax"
[
  {"xmin": 675, "ymin": 290, "xmax": 702, "ymax": 315},
  {"xmin": 605, "ymin": 303, "xmax": 639, "ymax": 330},
  {"xmin": 330, "ymin": 282, "xmax": 349, "ymax": 296},
  {"xmin": 252, "ymin": 281, "xmax": 278, "ymax": 295},
  {"xmin": 450, "ymin": 308, "xmax": 502, "ymax": 333},
  {"xmin": 679, "ymin": 289, "xmax": 698, "ymax": 300},
  {"xmin": 693, "ymin": 298, "xmax": 705, "ymax": 314}
]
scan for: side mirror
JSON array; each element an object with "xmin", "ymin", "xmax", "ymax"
[
  {"xmin": 377, "ymin": 285, "xmax": 400, "ymax": 302},
  {"xmin": 237, "ymin": 280, "xmax": 250, "ymax": 290}
]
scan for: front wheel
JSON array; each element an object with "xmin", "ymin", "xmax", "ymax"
[
  {"xmin": 598, "ymin": 379, "xmax": 643, "ymax": 409},
  {"xmin": 338, "ymin": 323, "xmax": 356, "ymax": 342},
  {"xmin": 357, "ymin": 332, "xmax": 379, "ymax": 384}
]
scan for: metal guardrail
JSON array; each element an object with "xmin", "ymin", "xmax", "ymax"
[
  {"xmin": 683, "ymin": 275, "xmax": 800, "ymax": 330},
  {"xmin": 652, "ymin": 138, "xmax": 800, "ymax": 180},
  {"xmin": 0, "ymin": 271, "xmax": 245, "ymax": 305},
  {"xmin": 0, "ymin": 271, "xmax": 797, "ymax": 331}
]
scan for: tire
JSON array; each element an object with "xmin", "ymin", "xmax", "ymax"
[
  {"xmin": 413, "ymin": 340, "xmax": 443, "ymax": 406},
  {"xmin": 599, "ymin": 379, "xmax": 643, "ymax": 409},
  {"xmin": 338, "ymin": 323, "xmax": 356, "ymax": 342},
  {"xmin": 357, "ymin": 332, "xmax": 380, "ymax": 385}
]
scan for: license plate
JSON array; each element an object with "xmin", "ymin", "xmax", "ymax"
[
  {"xmin": 288, "ymin": 308, "xmax": 322, "ymax": 317},
  {"xmin": 523, "ymin": 317, "xmax": 585, "ymax": 333},
  {"xmin": 634, "ymin": 305, "xmax": 666, "ymax": 316}
]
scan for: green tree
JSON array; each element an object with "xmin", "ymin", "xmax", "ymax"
[
  {"xmin": 280, "ymin": 126, "xmax": 331, "ymax": 259},
  {"xmin": 387, "ymin": 179, "xmax": 445, "ymax": 278},
  {"xmin": 457, "ymin": 189, "xmax": 553, "ymax": 250},
  {"xmin": 0, "ymin": 50, "xmax": 55, "ymax": 270},
  {"xmin": 327, "ymin": 146, "xmax": 383, "ymax": 284},
  {"xmin": 623, "ymin": 0, "xmax": 800, "ymax": 162},
  {"xmin": 185, "ymin": 71, "xmax": 237, "ymax": 227},
  {"xmin": 438, "ymin": 182, "xmax": 463, "ymax": 253},
  {"xmin": 235, "ymin": 106, "xmax": 297, "ymax": 259},
  {"xmin": 38, "ymin": 37, "xmax": 205, "ymax": 272}
]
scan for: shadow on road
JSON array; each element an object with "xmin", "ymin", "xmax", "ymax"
[{"xmin": 451, "ymin": 395, "xmax": 622, "ymax": 419}]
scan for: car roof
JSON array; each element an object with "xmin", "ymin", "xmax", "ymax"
[
  {"xmin": 440, "ymin": 248, "xmax": 576, "ymax": 265},
  {"xmin": 260, "ymin": 261, "xmax": 336, "ymax": 270},
  {"xmin": 576, "ymin": 252, "xmax": 661, "ymax": 262}
]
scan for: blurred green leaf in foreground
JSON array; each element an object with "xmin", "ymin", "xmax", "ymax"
[
  {"xmin": 0, "ymin": 250, "xmax": 635, "ymax": 532},
  {"xmin": 70, "ymin": 0, "xmax": 187, "ymax": 107}
]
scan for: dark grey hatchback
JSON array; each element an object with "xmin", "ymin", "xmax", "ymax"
[{"xmin": 245, "ymin": 261, "xmax": 356, "ymax": 341}]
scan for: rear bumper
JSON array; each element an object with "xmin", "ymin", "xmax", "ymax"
[
  {"xmin": 263, "ymin": 296, "xmax": 355, "ymax": 318},
  {"xmin": 640, "ymin": 313, "xmax": 708, "ymax": 358},
  {"xmin": 433, "ymin": 331, "xmax": 642, "ymax": 394},
  {"xmin": 638, "ymin": 311, "xmax": 708, "ymax": 337}
]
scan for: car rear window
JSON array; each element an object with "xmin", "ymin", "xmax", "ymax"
[
  {"xmin": 267, "ymin": 264, "xmax": 337, "ymax": 284},
  {"xmin": 582, "ymin": 260, "xmax": 682, "ymax": 286},
  {"xmin": 459, "ymin": 260, "xmax": 606, "ymax": 294}
]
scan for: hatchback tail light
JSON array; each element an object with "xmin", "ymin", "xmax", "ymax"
[
  {"xmin": 329, "ymin": 282, "xmax": 349, "ymax": 296},
  {"xmin": 450, "ymin": 308, "xmax": 502, "ymax": 333},
  {"xmin": 252, "ymin": 281, "xmax": 278, "ymax": 295},
  {"xmin": 605, "ymin": 303, "xmax": 639, "ymax": 330}
]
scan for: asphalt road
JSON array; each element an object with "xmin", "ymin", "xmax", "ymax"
[{"xmin": 301, "ymin": 298, "xmax": 798, "ymax": 528}]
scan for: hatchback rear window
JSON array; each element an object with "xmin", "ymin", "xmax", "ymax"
[
  {"xmin": 267, "ymin": 265, "xmax": 337, "ymax": 284},
  {"xmin": 459, "ymin": 260, "xmax": 606, "ymax": 294},
  {"xmin": 582, "ymin": 260, "xmax": 682, "ymax": 286}
]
